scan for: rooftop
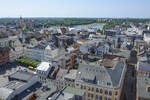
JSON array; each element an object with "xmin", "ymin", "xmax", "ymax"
[
  {"xmin": 37, "ymin": 62, "xmax": 51, "ymax": 71},
  {"xmin": 137, "ymin": 62, "xmax": 150, "ymax": 73},
  {"xmin": 57, "ymin": 35, "xmax": 72, "ymax": 40},
  {"xmin": 137, "ymin": 73, "xmax": 150, "ymax": 99},
  {"xmin": 64, "ymin": 70, "xmax": 77, "ymax": 80},
  {"xmin": 55, "ymin": 92, "xmax": 74, "ymax": 100},
  {"xmin": 27, "ymin": 44, "xmax": 46, "ymax": 50},
  {"xmin": 0, "ymin": 80, "xmax": 27, "ymax": 100},
  {"xmin": 76, "ymin": 60, "xmax": 126, "ymax": 89},
  {"xmin": 36, "ymin": 83, "xmax": 57, "ymax": 100},
  {"xmin": 56, "ymin": 69, "xmax": 68, "ymax": 81},
  {"xmin": 9, "ymin": 71, "xmax": 36, "ymax": 82},
  {"xmin": 64, "ymin": 86, "xmax": 85, "ymax": 96},
  {"xmin": 4, "ymin": 81, "xmax": 25, "ymax": 90}
]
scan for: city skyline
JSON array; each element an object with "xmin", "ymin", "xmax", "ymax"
[{"xmin": 0, "ymin": 0, "xmax": 150, "ymax": 18}]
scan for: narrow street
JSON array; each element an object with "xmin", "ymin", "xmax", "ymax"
[{"xmin": 123, "ymin": 64, "xmax": 136, "ymax": 100}]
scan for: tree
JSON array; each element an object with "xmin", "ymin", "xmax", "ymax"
[
  {"xmin": 17, "ymin": 59, "xmax": 40, "ymax": 68},
  {"xmin": 97, "ymin": 29, "xmax": 103, "ymax": 34}
]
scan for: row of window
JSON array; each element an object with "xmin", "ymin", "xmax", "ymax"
[
  {"xmin": 88, "ymin": 93, "xmax": 118, "ymax": 100},
  {"xmin": 79, "ymin": 84, "xmax": 118, "ymax": 96},
  {"xmin": 37, "ymin": 70, "xmax": 47, "ymax": 75},
  {"xmin": 56, "ymin": 81, "xmax": 75, "ymax": 88},
  {"xmin": 76, "ymin": 83, "xmax": 119, "ymax": 98}
]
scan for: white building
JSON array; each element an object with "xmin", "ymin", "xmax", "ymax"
[
  {"xmin": 24, "ymin": 45, "xmax": 65, "ymax": 62},
  {"xmin": 36, "ymin": 62, "xmax": 52, "ymax": 79}
]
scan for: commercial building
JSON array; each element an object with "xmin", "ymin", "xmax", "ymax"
[
  {"xmin": 24, "ymin": 45, "xmax": 66, "ymax": 62},
  {"xmin": 75, "ymin": 59, "xmax": 126, "ymax": 100},
  {"xmin": 0, "ymin": 71, "xmax": 39, "ymax": 100},
  {"xmin": 36, "ymin": 62, "xmax": 52, "ymax": 79}
]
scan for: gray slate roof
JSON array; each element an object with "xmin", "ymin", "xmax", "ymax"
[
  {"xmin": 76, "ymin": 61, "xmax": 126, "ymax": 89},
  {"xmin": 9, "ymin": 71, "xmax": 35, "ymax": 82}
]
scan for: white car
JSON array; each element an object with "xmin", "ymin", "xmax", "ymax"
[{"xmin": 27, "ymin": 89, "xmax": 31, "ymax": 92}]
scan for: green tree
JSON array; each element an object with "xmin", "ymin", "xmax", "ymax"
[{"xmin": 97, "ymin": 29, "xmax": 103, "ymax": 34}]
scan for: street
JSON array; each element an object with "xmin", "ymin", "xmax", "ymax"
[{"xmin": 124, "ymin": 64, "xmax": 136, "ymax": 100}]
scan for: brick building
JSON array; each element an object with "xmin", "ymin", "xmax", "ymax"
[{"xmin": 0, "ymin": 47, "xmax": 9, "ymax": 66}]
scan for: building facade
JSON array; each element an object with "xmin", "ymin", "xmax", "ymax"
[
  {"xmin": 0, "ymin": 36, "xmax": 24, "ymax": 62},
  {"xmin": 75, "ymin": 60, "xmax": 126, "ymax": 100},
  {"xmin": 0, "ymin": 47, "xmax": 9, "ymax": 66}
]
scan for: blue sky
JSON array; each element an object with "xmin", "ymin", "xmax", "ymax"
[{"xmin": 0, "ymin": 0, "xmax": 150, "ymax": 18}]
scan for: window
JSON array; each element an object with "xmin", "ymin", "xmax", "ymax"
[
  {"xmin": 88, "ymin": 93, "xmax": 90, "ymax": 97},
  {"xmin": 91, "ymin": 94, "xmax": 93, "ymax": 98},
  {"xmin": 107, "ymin": 82, "xmax": 111, "ymax": 86},
  {"xmin": 115, "ymin": 91, "xmax": 118, "ymax": 96},
  {"xmin": 105, "ymin": 90, "xmax": 108, "ymax": 95},
  {"xmin": 109, "ymin": 91, "xmax": 112, "ymax": 96},
  {"xmin": 108, "ymin": 98, "xmax": 111, "ymax": 100},
  {"xmin": 104, "ymin": 97, "xmax": 107, "ymax": 100},
  {"xmin": 99, "ymin": 96, "xmax": 102, "ymax": 100},
  {"xmin": 86, "ymin": 68, "xmax": 88, "ymax": 71},
  {"xmin": 93, "ymin": 69, "xmax": 95, "ymax": 72},
  {"xmin": 92, "ymin": 87, "xmax": 94, "ymax": 91},
  {"xmin": 96, "ymin": 88, "xmax": 99, "ymax": 93},
  {"xmin": 96, "ymin": 95, "xmax": 98, "ymax": 99},
  {"xmin": 81, "ymin": 85, "xmax": 83, "ymax": 89},
  {"xmin": 100, "ymin": 89, "xmax": 103, "ymax": 94},
  {"xmin": 84, "ymin": 85, "xmax": 86, "ymax": 89},
  {"xmin": 76, "ymin": 84, "xmax": 79, "ymax": 86},
  {"xmin": 88, "ymin": 87, "xmax": 91, "ymax": 91}
]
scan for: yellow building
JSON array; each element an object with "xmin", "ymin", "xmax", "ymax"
[{"xmin": 75, "ymin": 60, "xmax": 126, "ymax": 100}]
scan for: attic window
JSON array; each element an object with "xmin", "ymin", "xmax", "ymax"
[
  {"xmin": 93, "ymin": 69, "xmax": 95, "ymax": 72},
  {"xmin": 107, "ymin": 82, "xmax": 111, "ymax": 86},
  {"xmin": 86, "ymin": 68, "xmax": 88, "ymax": 71},
  {"xmin": 89, "ymin": 69, "xmax": 91, "ymax": 71},
  {"xmin": 146, "ymin": 86, "xmax": 150, "ymax": 92}
]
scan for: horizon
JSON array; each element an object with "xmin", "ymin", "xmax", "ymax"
[{"xmin": 0, "ymin": 17, "xmax": 150, "ymax": 19}]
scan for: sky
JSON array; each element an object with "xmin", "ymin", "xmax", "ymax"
[{"xmin": 0, "ymin": 0, "xmax": 150, "ymax": 18}]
